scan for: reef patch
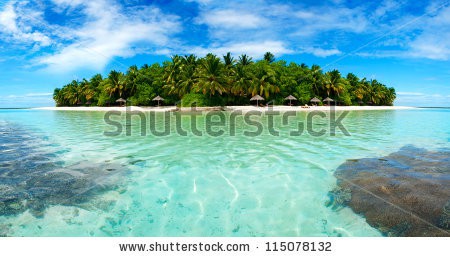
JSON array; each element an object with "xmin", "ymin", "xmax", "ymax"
[
  {"xmin": 329, "ymin": 145, "xmax": 450, "ymax": 236},
  {"xmin": 0, "ymin": 122, "xmax": 127, "ymax": 218}
]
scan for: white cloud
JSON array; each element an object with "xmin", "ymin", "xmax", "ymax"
[
  {"xmin": 188, "ymin": 40, "xmax": 292, "ymax": 59},
  {"xmin": 184, "ymin": 0, "xmax": 212, "ymax": 5},
  {"xmin": 302, "ymin": 47, "xmax": 341, "ymax": 57},
  {"xmin": 197, "ymin": 9, "xmax": 265, "ymax": 29},
  {"xmin": 360, "ymin": 3, "xmax": 450, "ymax": 61},
  {"xmin": 373, "ymin": 0, "xmax": 402, "ymax": 19},
  {"xmin": 395, "ymin": 91, "xmax": 450, "ymax": 107},
  {"xmin": 6, "ymin": 92, "xmax": 52, "ymax": 98},
  {"xmin": 33, "ymin": 0, "xmax": 181, "ymax": 72},
  {"xmin": 292, "ymin": 6, "xmax": 369, "ymax": 36},
  {"xmin": 406, "ymin": 6, "xmax": 450, "ymax": 60},
  {"xmin": 25, "ymin": 92, "xmax": 52, "ymax": 97},
  {"xmin": 397, "ymin": 92, "xmax": 425, "ymax": 96},
  {"xmin": 2, "ymin": 92, "xmax": 53, "ymax": 108},
  {"xmin": 190, "ymin": 2, "xmax": 365, "ymax": 58},
  {"xmin": 0, "ymin": 1, "xmax": 51, "ymax": 47}
]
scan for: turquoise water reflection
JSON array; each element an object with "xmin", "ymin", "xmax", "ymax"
[{"xmin": 0, "ymin": 108, "xmax": 449, "ymax": 236}]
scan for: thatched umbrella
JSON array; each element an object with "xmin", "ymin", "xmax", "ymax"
[
  {"xmin": 284, "ymin": 95, "xmax": 297, "ymax": 106},
  {"xmin": 152, "ymin": 95, "xmax": 164, "ymax": 106},
  {"xmin": 358, "ymin": 100, "xmax": 364, "ymax": 106},
  {"xmin": 85, "ymin": 100, "xmax": 92, "ymax": 105},
  {"xmin": 116, "ymin": 98, "xmax": 126, "ymax": 106},
  {"xmin": 310, "ymin": 97, "xmax": 321, "ymax": 106},
  {"xmin": 323, "ymin": 97, "xmax": 334, "ymax": 105},
  {"xmin": 250, "ymin": 95, "xmax": 264, "ymax": 106}
]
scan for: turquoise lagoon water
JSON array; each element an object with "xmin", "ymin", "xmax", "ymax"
[{"xmin": 0, "ymin": 108, "xmax": 449, "ymax": 236}]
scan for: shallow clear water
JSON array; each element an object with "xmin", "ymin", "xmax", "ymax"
[{"xmin": 0, "ymin": 108, "xmax": 449, "ymax": 236}]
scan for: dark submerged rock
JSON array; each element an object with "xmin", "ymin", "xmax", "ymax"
[
  {"xmin": 438, "ymin": 201, "xmax": 450, "ymax": 229},
  {"xmin": 330, "ymin": 145, "xmax": 450, "ymax": 236},
  {"xmin": 325, "ymin": 187, "xmax": 351, "ymax": 210},
  {"xmin": 0, "ymin": 123, "xmax": 127, "ymax": 219},
  {"xmin": 0, "ymin": 162, "xmax": 126, "ymax": 217}
]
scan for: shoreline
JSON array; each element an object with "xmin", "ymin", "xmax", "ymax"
[{"xmin": 33, "ymin": 105, "xmax": 416, "ymax": 112}]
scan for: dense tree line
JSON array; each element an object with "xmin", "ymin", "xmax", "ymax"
[{"xmin": 53, "ymin": 52, "xmax": 396, "ymax": 107}]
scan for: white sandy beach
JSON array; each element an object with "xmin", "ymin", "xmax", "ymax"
[{"xmin": 34, "ymin": 105, "xmax": 415, "ymax": 112}]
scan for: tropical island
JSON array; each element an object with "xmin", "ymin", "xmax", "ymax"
[{"xmin": 53, "ymin": 52, "xmax": 396, "ymax": 107}]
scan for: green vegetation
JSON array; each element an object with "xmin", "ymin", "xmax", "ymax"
[{"xmin": 53, "ymin": 52, "xmax": 396, "ymax": 106}]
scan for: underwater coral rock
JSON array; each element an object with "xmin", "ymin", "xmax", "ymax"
[{"xmin": 332, "ymin": 145, "xmax": 450, "ymax": 237}]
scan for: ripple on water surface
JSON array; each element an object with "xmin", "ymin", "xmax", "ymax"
[{"xmin": 1, "ymin": 109, "xmax": 449, "ymax": 236}]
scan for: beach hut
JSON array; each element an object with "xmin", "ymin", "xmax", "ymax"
[
  {"xmin": 116, "ymin": 98, "xmax": 126, "ymax": 106},
  {"xmin": 323, "ymin": 97, "xmax": 334, "ymax": 106},
  {"xmin": 250, "ymin": 95, "xmax": 264, "ymax": 106},
  {"xmin": 310, "ymin": 97, "xmax": 321, "ymax": 106},
  {"xmin": 284, "ymin": 95, "xmax": 297, "ymax": 106},
  {"xmin": 152, "ymin": 95, "xmax": 164, "ymax": 107}
]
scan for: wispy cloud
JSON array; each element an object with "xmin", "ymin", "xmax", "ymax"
[
  {"xmin": 397, "ymin": 91, "xmax": 425, "ymax": 96},
  {"xmin": 25, "ymin": 92, "xmax": 52, "ymax": 97},
  {"xmin": 2, "ymin": 92, "xmax": 53, "ymax": 108},
  {"xmin": 0, "ymin": 1, "xmax": 51, "ymax": 48},
  {"xmin": 406, "ymin": 5, "xmax": 450, "ymax": 60},
  {"xmin": 6, "ymin": 92, "xmax": 52, "ymax": 98},
  {"xmin": 372, "ymin": 0, "xmax": 402, "ymax": 19},
  {"xmin": 196, "ymin": 9, "xmax": 265, "ymax": 29},
  {"xmin": 301, "ymin": 47, "xmax": 342, "ymax": 57},
  {"xmin": 1, "ymin": 0, "xmax": 450, "ymax": 75},
  {"xmin": 15, "ymin": 0, "xmax": 182, "ymax": 72},
  {"xmin": 188, "ymin": 40, "xmax": 292, "ymax": 58},
  {"xmin": 187, "ymin": 1, "xmax": 362, "ymax": 58},
  {"xmin": 184, "ymin": 0, "xmax": 212, "ymax": 5},
  {"xmin": 291, "ymin": 6, "xmax": 369, "ymax": 37},
  {"xmin": 395, "ymin": 92, "xmax": 450, "ymax": 107},
  {"xmin": 357, "ymin": 1, "xmax": 450, "ymax": 60}
]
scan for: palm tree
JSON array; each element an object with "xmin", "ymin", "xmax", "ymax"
[
  {"xmin": 177, "ymin": 55, "xmax": 197, "ymax": 97},
  {"xmin": 104, "ymin": 70, "xmax": 125, "ymax": 98},
  {"xmin": 52, "ymin": 52, "xmax": 396, "ymax": 107},
  {"xmin": 126, "ymin": 65, "xmax": 139, "ymax": 96},
  {"xmin": 263, "ymin": 52, "xmax": 275, "ymax": 63},
  {"xmin": 184, "ymin": 54, "xmax": 197, "ymax": 66},
  {"xmin": 61, "ymin": 80, "xmax": 80, "ymax": 105},
  {"xmin": 163, "ymin": 55, "xmax": 183, "ymax": 96},
  {"xmin": 231, "ymin": 65, "xmax": 252, "ymax": 96},
  {"xmin": 354, "ymin": 80, "xmax": 366, "ymax": 103},
  {"xmin": 386, "ymin": 87, "xmax": 396, "ymax": 105},
  {"xmin": 369, "ymin": 80, "xmax": 388, "ymax": 105},
  {"xmin": 88, "ymin": 74, "xmax": 103, "ymax": 104},
  {"xmin": 324, "ymin": 70, "xmax": 345, "ymax": 97},
  {"xmin": 223, "ymin": 52, "xmax": 235, "ymax": 66},
  {"xmin": 238, "ymin": 54, "xmax": 253, "ymax": 66},
  {"xmin": 80, "ymin": 79, "xmax": 95, "ymax": 103},
  {"xmin": 194, "ymin": 54, "xmax": 227, "ymax": 97},
  {"xmin": 363, "ymin": 79, "xmax": 377, "ymax": 105},
  {"xmin": 53, "ymin": 88, "xmax": 64, "ymax": 106},
  {"xmin": 249, "ymin": 62, "xmax": 279, "ymax": 98},
  {"xmin": 309, "ymin": 64, "xmax": 323, "ymax": 96}
]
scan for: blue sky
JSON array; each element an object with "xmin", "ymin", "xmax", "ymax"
[{"xmin": 0, "ymin": 0, "xmax": 449, "ymax": 107}]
